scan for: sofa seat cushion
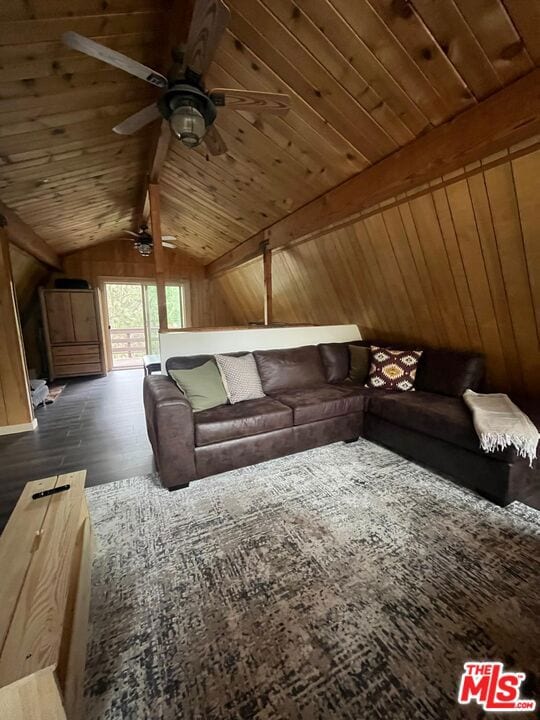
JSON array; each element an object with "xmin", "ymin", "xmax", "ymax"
[
  {"xmin": 336, "ymin": 383, "xmax": 393, "ymax": 399},
  {"xmin": 272, "ymin": 384, "xmax": 366, "ymax": 426},
  {"xmin": 195, "ymin": 397, "xmax": 293, "ymax": 447},
  {"xmin": 368, "ymin": 391, "xmax": 520, "ymax": 462}
]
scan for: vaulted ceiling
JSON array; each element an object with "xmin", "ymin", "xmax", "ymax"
[{"xmin": 1, "ymin": 0, "xmax": 539, "ymax": 262}]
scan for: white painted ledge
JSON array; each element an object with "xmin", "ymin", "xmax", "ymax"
[
  {"xmin": 160, "ymin": 324, "xmax": 361, "ymax": 365},
  {"xmin": 0, "ymin": 418, "xmax": 38, "ymax": 436}
]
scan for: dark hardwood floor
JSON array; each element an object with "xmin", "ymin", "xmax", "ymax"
[{"xmin": 0, "ymin": 369, "xmax": 154, "ymax": 532}]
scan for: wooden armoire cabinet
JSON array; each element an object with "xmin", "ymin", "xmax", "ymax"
[{"xmin": 40, "ymin": 288, "xmax": 107, "ymax": 380}]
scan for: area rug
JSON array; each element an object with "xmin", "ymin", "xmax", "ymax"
[{"xmin": 84, "ymin": 439, "xmax": 540, "ymax": 720}]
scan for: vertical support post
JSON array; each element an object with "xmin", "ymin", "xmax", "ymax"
[
  {"xmin": 0, "ymin": 226, "xmax": 35, "ymax": 431},
  {"xmin": 262, "ymin": 239, "xmax": 272, "ymax": 327},
  {"xmin": 148, "ymin": 183, "xmax": 168, "ymax": 333}
]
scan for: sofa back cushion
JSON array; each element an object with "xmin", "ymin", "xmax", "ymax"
[
  {"xmin": 318, "ymin": 343, "xmax": 349, "ymax": 383},
  {"xmin": 349, "ymin": 345, "xmax": 371, "ymax": 383},
  {"xmin": 415, "ymin": 348, "xmax": 485, "ymax": 397},
  {"xmin": 167, "ymin": 354, "xmax": 214, "ymax": 372},
  {"xmin": 166, "ymin": 352, "xmax": 245, "ymax": 373},
  {"xmin": 169, "ymin": 360, "xmax": 228, "ymax": 412},
  {"xmin": 318, "ymin": 341, "xmax": 371, "ymax": 383},
  {"xmin": 254, "ymin": 345, "xmax": 326, "ymax": 394}
]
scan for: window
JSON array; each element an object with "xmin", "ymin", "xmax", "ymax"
[
  {"xmin": 166, "ymin": 284, "xmax": 185, "ymax": 329},
  {"xmin": 104, "ymin": 280, "xmax": 186, "ymax": 368}
]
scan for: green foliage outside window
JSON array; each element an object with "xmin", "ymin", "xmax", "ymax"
[
  {"xmin": 106, "ymin": 282, "xmax": 184, "ymax": 361},
  {"xmin": 106, "ymin": 284, "xmax": 144, "ymax": 328}
]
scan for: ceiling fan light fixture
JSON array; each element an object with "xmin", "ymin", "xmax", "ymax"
[
  {"xmin": 170, "ymin": 105, "xmax": 206, "ymax": 147},
  {"xmin": 132, "ymin": 224, "xmax": 153, "ymax": 256},
  {"xmin": 136, "ymin": 242, "xmax": 153, "ymax": 256}
]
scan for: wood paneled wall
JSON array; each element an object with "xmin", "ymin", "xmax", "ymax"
[
  {"xmin": 212, "ymin": 142, "xmax": 540, "ymax": 398},
  {"xmin": 62, "ymin": 239, "xmax": 213, "ymax": 327},
  {"xmin": 9, "ymin": 245, "xmax": 50, "ymax": 378},
  {"xmin": 9, "ymin": 245, "xmax": 49, "ymax": 314},
  {"xmin": 0, "ymin": 234, "xmax": 34, "ymax": 429}
]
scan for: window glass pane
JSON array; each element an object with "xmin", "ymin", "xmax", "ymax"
[
  {"xmin": 105, "ymin": 283, "xmax": 145, "ymax": 368},
  {"xmin": 166, "ymin": 284, "xmax": 184, "ymax": 328}
]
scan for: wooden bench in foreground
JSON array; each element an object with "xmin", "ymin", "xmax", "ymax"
[{"xmin": 0, "ymin": 471, "xmax": 92, "ymax": 720}]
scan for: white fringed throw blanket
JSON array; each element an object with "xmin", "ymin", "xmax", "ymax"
[{"xmin": 463, "ymin": 389, "xmax": 539, "ymax": 467}]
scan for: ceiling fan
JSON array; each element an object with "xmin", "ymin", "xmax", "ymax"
[
  {"xmin": 123, "ymin": 225, "xmax": 176, "ymax": 256},
  {"xmin": 62, "ymin": 0, "xmax": 291, "ymax": 156}
]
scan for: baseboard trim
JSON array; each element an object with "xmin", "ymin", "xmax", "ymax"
[{"xmin": 0, "ymin": 418, "xmax": 38, "ymax": 436}]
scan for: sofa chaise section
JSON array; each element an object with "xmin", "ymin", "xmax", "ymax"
[{"xmin": 361, "ymin": 350, "xmax": 539, "ymax": 507}]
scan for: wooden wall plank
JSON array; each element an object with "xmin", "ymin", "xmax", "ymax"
[
  {"xmin": 465, "ymin": 169, "xmax": 524, "ymax": 393},
  {"xmin": 510, "ymin": 149, "xmax": 540, "ymax": 344},
  {"xmin": 484, "ymin": 158, "xmax": 540, "ymax": 396},
  {"xmin": 380, "ymin": 205, "xmax": 439, "ymax": 346},
  {"xmin": 0, "ymin": 232, "xmax": 34, "ymax": 428},
  {"xmin": 408, "ymin": 193, "xmax": 470, "ymax": 348}
]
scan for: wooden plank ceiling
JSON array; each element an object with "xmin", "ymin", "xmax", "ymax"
[
  {"xmin": 0, "ymin": 0, "xmax": 167, "ymax": 254},
  {"xmin": 1, "ymin": 0, "xmax": 539, "ymax": 261}
]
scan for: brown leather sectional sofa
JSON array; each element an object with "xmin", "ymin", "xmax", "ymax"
[{"xmin": 143, "ymin": 341, "xmax": 540, "ymax": 509}]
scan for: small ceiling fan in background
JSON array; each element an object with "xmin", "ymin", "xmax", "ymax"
[
  {"xmin": 123, "ymin": 225, "xmax": 177, "ymax": 256},
  {"xmin": 62, "ymin": 0, "xmax": 291, "ymax": 156}
]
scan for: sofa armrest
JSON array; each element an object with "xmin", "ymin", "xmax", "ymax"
[{"xmin": 143, "ymin": 375, "xmax": 197, "ymax": 488}]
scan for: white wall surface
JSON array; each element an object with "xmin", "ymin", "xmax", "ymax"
[{"xmin": 160, "ymin": 324, "xmax": 361, "ymax": 365}]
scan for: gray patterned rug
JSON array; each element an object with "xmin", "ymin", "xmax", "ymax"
[{"xmin": 84, "ymin": 439, "xmax": 540, "ymax": 720}]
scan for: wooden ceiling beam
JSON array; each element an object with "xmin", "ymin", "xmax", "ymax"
[
  {"xmin": 138, "ymin": 121, "xmax": 171, "ymax": 226},
  {"xmin": 0, "ymin": 200, "xmax": 62, "ymax": 270},
  {"xmin": 148, "ymin": 183, "xmax": 168, "ymax": 332},
  {"xmin": 262, "ymin": 236, "xmax": 272, "ymax": 326},
  {"xmin": 207, "ymin": 68, "xmax": 540, "ymax": 276}
]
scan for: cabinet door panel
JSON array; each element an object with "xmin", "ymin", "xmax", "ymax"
[
  {"xmin": 71, "ymin": 293, "xmax": 99, "ymax": 343},
  {"xmin": 45, "ymin": 292, "xmax": 74, "ymax": 344}
]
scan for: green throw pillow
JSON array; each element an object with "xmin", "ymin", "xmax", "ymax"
[
  {"xmin": 169, "ymin": 360, "xmax": 228, "ymax": 412},
  {"xmin": 348, "ymin": 345, "xmax": 370, "ymax": 384}
]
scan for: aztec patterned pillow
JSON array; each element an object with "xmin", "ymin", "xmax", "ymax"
[
  {"xmin": 215, "ymin": 353, "xmax": 266, "ymax": 404},
  {"xmin": 365, "ymin": 346, "xmax": 423, "ymax": 392}
]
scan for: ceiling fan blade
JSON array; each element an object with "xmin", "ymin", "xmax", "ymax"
[
  {"xmin": 123, "ymin": 230, "xmax": 141, "ymax": 238},
  {"xmin": 162, "ymin": 241, "xmax": 177, "ymax": 249},
  {"xmin": 62, "ymin": 31, "xmax": 168, "ymax": 88},
  {"xmin": 184, "ymin": 0, "xmax": 230, "ymax": 76},
  {"xmin": 204, "ymin": 124, "xmax": 228, "ymax": 156},
  {"xmin": 210, "ymin": 88, "xmax": 291, "ymax": 114},
  {"xmin": 113, "ymin": 104, "xmax": 161, "ymax": 135},
  {"xmin": 162, "ymin": 235, "xmax": 176, "ymax": 241}
]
